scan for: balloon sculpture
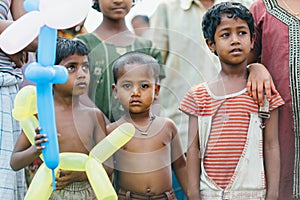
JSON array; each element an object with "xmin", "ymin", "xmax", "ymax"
[
  {"xmin": 0, "ymin": 0, "xmax": 135, "ymax": 199},
  {"xmin": 12, "ymin": 85, "xmax": 135, "ymax": 200}
]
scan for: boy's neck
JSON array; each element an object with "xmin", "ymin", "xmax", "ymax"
[
  {"xmin": 220, "ymin": 61, "xmax": 248, "ymax": 77},
  {"xmin": 54, "ymin": 94, "xmax": 80, "ymax": 108},
  {"xmin": 124, "ymin": 110, "xmax": 153, "ymax": 123},
  {"xmin": 208, "ymin": 64, "xmax": 248, "ymax": 96}
]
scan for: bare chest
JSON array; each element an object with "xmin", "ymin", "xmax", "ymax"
[{"xmin": 55, "ymin": 111, "xmax": 95, "ymax": 154}]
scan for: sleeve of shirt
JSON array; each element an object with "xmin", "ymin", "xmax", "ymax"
[
  {"xmin": 178, "ymin": 85, "xmax": 199, "ymax": 116},
  {"xmin": 0, "ymin": 0, "xmax": 10, "ymax": 20},
  {"xmin": 269, "ymin": 93, "xmax": 285, "ymax": 111},
  {"xmin": 0, "ymin": 71, "xmax": 21, "ymax": 86}
]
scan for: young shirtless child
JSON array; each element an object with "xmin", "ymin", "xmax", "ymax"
[
  {"xmin": 10, "ymin": 38, "xmax": 109, "ymax": 199},
  {"xmin": 179, "ymin": 2, "xmax": 284, "ymax": 199},
  {"xmin": 107, "ymin": 51, "xmax": 186, "ymax": 199}
]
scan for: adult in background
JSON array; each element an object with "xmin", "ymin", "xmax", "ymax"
[{"xmin": 249, "ymin": 0, "xmax": 300, "ymax": 199}]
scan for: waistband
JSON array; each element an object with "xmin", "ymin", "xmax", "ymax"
[
  {"xmin": 118, "ymin": 188, "xmax": 177, "ymax": 200},
  {"xmin": 62, "ymin": 181, "xmax": 92, "ymax": 192},
  {"xmin": 201, "ymin": 189, "xmax": 266, "ymax": 200}
]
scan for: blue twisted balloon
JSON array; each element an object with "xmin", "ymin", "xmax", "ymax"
[{"xmin": 24, "ymin": 1, "xmax": 68, "ymax": 190}]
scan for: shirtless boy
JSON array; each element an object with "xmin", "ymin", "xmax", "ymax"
[
  {"xmin": 108, "ymin": 51, "xmax": 187, "ymax": 199},
  {"xmin": 10, "ymin": 38, "xmax": 109, "ymax": 199}
]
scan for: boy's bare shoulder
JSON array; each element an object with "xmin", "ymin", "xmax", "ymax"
[
  {"xmin": 79, "ymin": 104, "xmax": 105, "ymax": 116},
  {"xmin": 78, "ymin": 104, "xmax": 107, "ymax": 126},
  {"xmin": 106, "ymin": 118, "xmax": 126, "ymax": 134},
  {"xmin": 155, "ymin": 116, "xmax": 177, "ymax": 129}
]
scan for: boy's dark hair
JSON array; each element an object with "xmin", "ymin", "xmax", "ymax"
[
  {"xmin": 202, "ymin": 2, "xmax": 254, "ymax": 43},
  {"xmin": 55, "ymin": 37, "xmax": 89, "ymax": 65},
  {"xmin": 92, "ymin": 0, "xmax": 100, "ymax": 12},
  {"xmin": 131, "ymin": 15, "xmax": 149, "ymax": 24},
  {"xmin": 112, "ymin": 51, "xmax": 160, "ymax": 84}
]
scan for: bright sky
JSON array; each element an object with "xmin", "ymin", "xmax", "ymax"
[{"xmin": 84, "ymin": 0, "xmax": 162, "ymax": 33}]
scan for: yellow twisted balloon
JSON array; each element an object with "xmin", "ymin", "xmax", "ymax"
[{"xmin": 12, "ymin": 86, "xmax": 135, "ymax": 200}]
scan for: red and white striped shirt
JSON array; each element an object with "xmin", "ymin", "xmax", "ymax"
[{"xmin": 179, "ymin": 82, "xmax": 284, "ymax": 189}]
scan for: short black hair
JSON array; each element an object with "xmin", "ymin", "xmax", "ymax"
[
  {"xmin": 131, "ymin": 15, "xmax": 149, "ymax": 24},
  {"xmin": 55, "ymin": 37, "xmax": 89, "ymax": 65},
  {"xmin": 92, "ymin": 0, "xmax": 100, "ymax": 12},
  {"xmin": 112, "ymin": 51, "xmax": 160, "ymax": 84},
  {"xmin": 202, "ymin": 2, "xmax": 254, "ymax": 43}
]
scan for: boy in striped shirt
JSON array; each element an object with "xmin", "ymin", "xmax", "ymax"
[{"xmin": 179, "ymin": 2, "xmax": 284, "ymax": 200}]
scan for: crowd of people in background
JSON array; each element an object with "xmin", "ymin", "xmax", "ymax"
[{"xmin": 0, "ymin": 0, "xmax": 300, "ymax": 199}]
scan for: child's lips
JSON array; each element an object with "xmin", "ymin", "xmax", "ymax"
[
  {"xmin": 112, "ymin": 7, "xmax": 125, "ymax": 11},
  {"xmin": 230, "ymin": 48, "xmax": 242, "ymax": 53},
  {"xmin": 130, "ymin": 100, "xmax": 142, "ymax": 105},
  {"xmin": 76, "ymin": 82, "xmax": 87, "ymax": 88}
]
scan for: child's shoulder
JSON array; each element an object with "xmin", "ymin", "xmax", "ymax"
[
  {"xmin": 155, "ymin": 115, "xmax": 174, "ymax": 124},
  {"xmin": 106, "ymin": 119, "xmax": 125, "ymax": 135},
  {"xmin": 133, "ymin": 36, "xmax": 154, "ymax": 47},
  {"xmin": 187, "ymin": 82, "xmax": 208, "ymax": 94},
  {"xmin": 78, "ymin": 104, "xmax": 107, "ymax": 124},
  {"xmin": 154, "ymin": 116, "xmax": 177, "ymax": 131},
  {"xmin": 76, "ymin": 33, "xmax": 101, "ymax": 49}
]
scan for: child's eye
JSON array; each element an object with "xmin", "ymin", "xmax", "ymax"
[
  {"xmin": 220, "ymin": 33, "xmax": 230, "ymax": 38},
  {"xmin": 239, "ymin": 31, "xmax": 247, "ymax": 35},
  {"xmin": 122, "ymin": 83, "xmax": 131, "ymax": 89},
  {"xmin": 66, "ymin": 65, "xmax": 76, "ymax": 72},
  {"xmin": 82, "ymin": 64, "xmax": 90, "ymax": 71},
  {"xmin": 140, "ymin": 83, "xmax": 149, "ymax": 89}
]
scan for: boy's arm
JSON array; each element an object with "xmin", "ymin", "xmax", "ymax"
[
  {"xmin": 186, "ymin": 115, "xmax": 201, "ymax": 199},
  {"xmin": 95, "ymin": 111, "xmax": 114, "ymax": 177},
  {"xmin": 170, "ymin": 120, "xmax": 187, "ymax": 195},
  {"xmin": 246, "ymin": 63, "xmax": 277, "ymax": 106},
  {"xmin": 10, "ymin": 131, "xmax": 44, "ymax": 171},
  {"xmin": 10, "ymin": 0, "xmax": 27, "ymax": 20},
  {"xmin": 263, "ymin": 109, "xmax": 280, "ymax": 199}
]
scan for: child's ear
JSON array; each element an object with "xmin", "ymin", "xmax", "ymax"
[
  {"xmin": 206, "ymin": 38, "xmax": 216, "ymax": 54},
  {"xmin": 112, "ymin": 83, "xmax": 118, "ymax": 99},
  {"xmin": 154, "ymin": 84, "xmax": 160, "ymax": 100},
  {"xmin": 250, "ymin": 33, "xmax": 256, "ymax": 49}
]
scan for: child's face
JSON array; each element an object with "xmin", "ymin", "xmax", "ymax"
[
  {"xmin": 99, "ymin": 0, "xmax": 132, "ymax": 20},
  {"xmin": 54, "ymin": 54, "xmax": 90, "ymax": 96},
  {"xmin": 112, "ymin": 63, "xmax": 160, "ymax": 114},
  {"xmin": 207, "ymin": 15, "xmax": 254, "ymax": 66}
]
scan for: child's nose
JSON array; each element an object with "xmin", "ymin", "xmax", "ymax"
[
  {"xmin": 131, "ymin": 86, "xmax": 140, "ymax": 96},
  {"xmin": 231, "ymin": 34, "xmax": 240, "ymax": 45},
  {"xmin": 77, "ymin": 68, "xmax": 86, "ymax": 78},
  {"xmin": 113, "ymin": 0, "xmax": 123, "ymax": 3}
]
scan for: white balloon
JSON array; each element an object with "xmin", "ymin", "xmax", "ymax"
[
  {"xmin": 39, "ymin": 0, "xmax": 92, "ymax": 29},
  {"xmin": 0, "ymin": 11, "xmax": 43, "ymax": 54}
]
